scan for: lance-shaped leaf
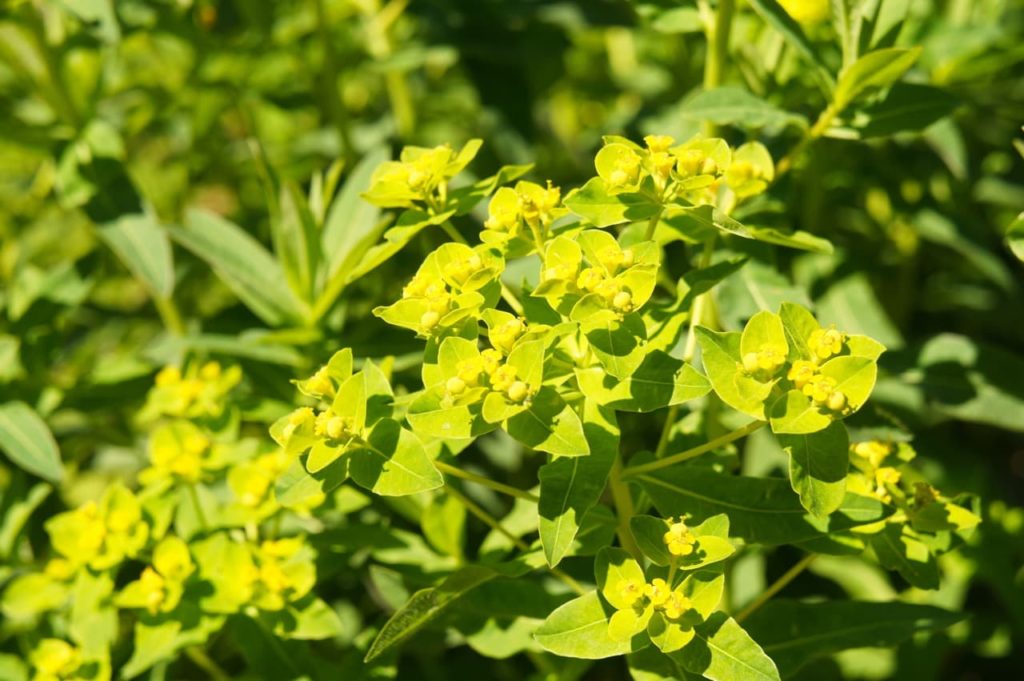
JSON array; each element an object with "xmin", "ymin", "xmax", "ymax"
[
  {"xmin": 833, "ymin": 47, "xmax": 922, "ymax": 110},
  {"xmin": 505, "ymin": 387, "xmax": 589, "ymax": 457},
  {"xmin": 0, "ymin": 402, "xmax": 63, "ymax": 483},
  {"xmin": 171, "ymin": 209, "xmax": 303, "ymax": 326},
  {"xmin": 670, "ymin": 612, "xmax": 780, "ymax": 681},
  {"xmin": 538, "ymin": 402, "xmax": 618, "ymax": 566},
  {"xmin": 365, "ymin": 566, "xmax": 499, "ymax": 662},
  {"xmin": 635, "ymin": 466, "xmax": 890, "ymax": 546},
  {"xmin": 563, "ymin": 177, "xmax": 660, "ymax": 228},
  {"xmin": 97, "ymin": 214, "xmax": 175, "ymax": 298},
  {"xmin": 348, "ymin": 419, "xmax": 442, "ymax": 496},
  {"xmin": 576, "ymin": 352, "xmax": 711, "ymax": 413},
  {"xmin": 779, "ymin": 421, "xmax": 850, "ymax": 517},
  {"xmin": 744, "ymin": 600, "xmax": 963, "ymax": 676},
  {"xmin": 534, "ymin": 591, "xmax": 650, "ymax": 659}
]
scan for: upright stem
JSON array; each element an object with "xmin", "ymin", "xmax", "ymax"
[
  {"xmin": 703, "ymin": 0, "xmax": 736, "ymax": 136},
  {"xmin": 644, "ymin": 207, "xmax": 665, "ymax": 241},
  {"xmin": 734, "ymin": 553, "xmax": 817, "ymax": 623},
  {"xmin": 154, "ymin": 296, "xmax": 185, "ymax": 336},
  {"xmin": 314, "ymin": 0, "xmax": 355, "ymax": 161},
  {"xmin": 653, "ymin": 236, "xmax": 716, "ymax": 460},
  {"xmin": 608, "ymin": 456, "xmax": 642, "ymax": 561}
]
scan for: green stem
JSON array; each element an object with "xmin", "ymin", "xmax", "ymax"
[
  {"xmin": 734, "ymin": 553, "xmax": 817, "ymax": 624},
  {"xmin": 623, "ymin": 420, "xmax": 765, "ymax": 478},
  {"xmin": 185, "ymin": 647, "xmax": 230, "ymax": 681},
  {"xmin": 608, "ymin": 456, "xmax": 642, "ymax": 561},
  {"xmin": 643, "ymin": 206, "xmax": 665, "ymax": 241},
  {"xmin": 445, "ymin": 485, "xmax": 586, "ymax": 595},
  {"xmin": 702, "ymin": 0, "xmax": 735, "ymax": 136},
  {"xmin": 435, "ymin": 461, "xmax": 539, "ymax": 503},
  {"xmin": 652, "ymin": 236, "xmax": 716, "ymax": 460},
  {"xmin": 776, "ymin": 104, "xmax": 838, "ymax": 177},
  {"xmin": 154, "ymin": 295, "xmax": 185, "ymax": 336},
  {"xmin": 314, "ymin": 0, "xmax": 355, "ymax": 161}
]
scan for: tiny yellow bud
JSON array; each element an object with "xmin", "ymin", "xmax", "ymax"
[
  {"xmin": 155, "ymin": 366, "xmax": 181, "ymax": 387},
  {"xmin": 325, "ymin": 416, "xmax": 347, "ymax": 440},
  {"xmin": 199, "ymin": 362, "xmax": 221, "ymax": 380},
  {"xmin": 506, "ymin": 380, "xmax": 530, "ymax": 403},
  {"xmin": 446, "ymin": 376, "xmax": 467, "ymax": 396},
  {"xmin": 644, "ymin": 134, "xmax": 675, "ymax": 153},
  {"xmin": 827, "ymin": 390, "xmax": 847, "ymax": 412},
  {"xmin": 620, "ymin": 248, "xmax": 635, "ymax": 268},
  {"xmin": 742, "ymin": 352, "xmax": 761, "ymax": 374},
  {"xmin": 612, "ymin": 290, "xmax": 633, "ymax": 312},
  {"xmin": 420, "ymin": 310, "xmax": 441, "ymax": 330}
]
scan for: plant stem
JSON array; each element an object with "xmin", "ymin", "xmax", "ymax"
[
  {"xmin": 445, "ymin": 485, "xmax": 586, "ymax": 595},
  {"xmin": 185, "ymin": 647, "xmax": 230, "ymax": 681},
  {"xmin": 702, "ymin": 0, "xmax": 736, "ymax": 136},
  {"xmin": 608, "ymin": 456, "xmax": 642, "ymax": 561},
  {"xmin": 622, "ymin": 420, "xmax": 765, "ymax": 478},
  {"xmin": 643, "ymin": 206, "xmax": 665, "ymax": 241},
  {"xmin": 435, "ymin": 461, "xmax": 539, "ymax": 503},
  {"xmin": 734, "ymin": 553, "xmax": 817, "ymax": 624},
  {"xmin": 775, "ymin": 104, "xmax": 838, "ymax": 177},
  {"xmin": 652, "ymin": 236, "xmax": 716, "ymax": 460},
  {"xmin": 154, "ymin": 295, "xmax": 185, "ymax": 336},
  {"xmin": 314, "ymin": 0, "xmax": 355, "ymax": 161}
]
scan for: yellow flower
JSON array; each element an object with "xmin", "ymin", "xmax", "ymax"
[
  {"xmin": 803, "ymin": 374, "xmax": 838, "ymax": 404},
  {"xmin": 644, "ymin": 135, "xmax": 675, "ymax": 153},
  {"xmin": 616, "ymin": 577, "xmax": 645, "ymax": 607},
  {"xmin": 852, "ymin": 441, "xmax": 892, "ymax": 468},
  {"xmin": 576, "ymin": 267, "xmax": 605, "ymax": 292},
  {"xmin": 489, "ymin": 365, "xmax": 518, "ymax": 393},
  {"xmin": 662, "ymin": 592, "xmax": 693, "ymax": 620},
  {"xmin": 664, "ymin": 519, "xmax": 698, "ymax": 557},
  {"xmin": 30, "ymin": 639, "xmax": 80, "ymax": 679},
  {"xmin": 787, "ymin": 360, "xmax": 817, "ymax": 389},
  {"xmin": 490, "ymin": 318, "xmax": 526, "ymax": 355},
  {"xmin": 808, "ymin": 325, "xmax": 845, "ymax": 359},
  {"xmin": 779, "ymin": 0, "xmax": 830, "ymax": 25},
  {"xmin": 645, "ymin": 578, "xmax": 671, "ymax": 607}
]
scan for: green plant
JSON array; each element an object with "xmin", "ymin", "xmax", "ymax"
[{"xmin": 2, "ymin": 1, "xmax": 1022, "ymax": 680}]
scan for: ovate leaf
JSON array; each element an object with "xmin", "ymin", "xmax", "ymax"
[
  {"xmin": 534, "ymin": 591, "xmax": 649, "ymax": 659},
  {"xmin": 779, "ymin": 421, "xmax": 850, "ymax": 517},
  {"xmin": 671, "ymin": 613, "xmax": 780, "ymax": 681},
  {"xmin": 348, "ymin": 419, "xmax": 443, "ymax": 496}
]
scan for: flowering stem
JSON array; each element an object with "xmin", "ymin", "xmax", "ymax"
[
  {"xmin": 445, "ymin": 485, "xmax": 586, "ymax": 595},
  {"xmin": 622, "ymin": 420, "xmax": 765, "ymax": 478},
  {"xmin": 652, "ymin": 235, "xmax": 716, "ymax": 461},
  {"xmin": 435, "ymin": 461, "xmax": 539, "ymax": 503},
  {"xmin": 154, "ymin": 295, "xmax": 185, "ymax": 336},
  {"xmin": 643, "ymin": 206, "xmax": 665, "ymax": 241},
  {"xmin": 734, "ymin": 553, "xmax": 817, "ymax": 624},
  {"xmin": 609, "ymin": 456, "xmax": 642, "ymax": 561},
  {"xmin": 702, "ymin": 0, "xmax": 736, "ymax": 136}
]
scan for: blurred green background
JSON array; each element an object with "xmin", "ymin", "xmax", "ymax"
[{"xmin": 1, "ymin": 0, "xmax": 1023, "ymax": 679}]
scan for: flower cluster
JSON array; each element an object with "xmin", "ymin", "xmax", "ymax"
[
  {"xmin": 139, "ymin": 361, "xmax": 241, "ymax": 422},
  {"xmin": 363, "ymin": 140, "xmax": 481, "ymax": 210},
  {"xmin": 483, "ymin": 180, "xmax": 565, "ymax": 251}
]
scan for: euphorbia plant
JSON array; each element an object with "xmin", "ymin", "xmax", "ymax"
[{"xmin": 266, "ymin": 135, "xmax": 979, "ymax": 678}]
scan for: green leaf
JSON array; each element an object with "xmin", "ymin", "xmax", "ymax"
[
  {"xmin": 636, "ymin": 466, "xmax": 890, "ymax": 546},
  {"xmin": 538, "ymin": 402, "xmax": 618, "ymax": 566},
  {"xmin": 629, "ymin": 644, "xmax": 702, "ymax": 680},
  {"xmin": 407, "ymin": 389, "xmax": 493, "ymax": 440},
  {"xmin": 97, "ymin": 214, "xmax": 175, "ymax": 298},
  {"xmin": 740, "ymin": 310, "xmax": 787, "ymax": 359},
  {"xmin": 583, "ymin": 314, "xmax": 648, "ymax": 379},
  {"xmin": 322, "ymin": 146, "xmax": 389, "ymax": 281},
  {"xmin": 534, "ymin": 591, "xmax": 650, "ymax": 659},
  {"xmin": 677, "ymin": 87, "xmax": 806, "ymax": 130},
  {"xmin": 365, "ymin": 566, "xmax": 498, "ymax": 662},
  {"xmin": 671, "ymin": 613, "xmax": 780, "ymax": 681},
  {"xmin": 505, "ymin": 387, "xmax": 589, "ymax": 457},
  {"xmin": 834, "ymin": 47, "xmax": 922, "ymax": 110},
  {"xmin": 769, "ymin": 390, "xmax": 833, "ymax": 435},
  {"xmin": 348, "ymin": 419, "xmax": 443, "ymax": 496},
  {"xmin": 819, "ymin": 355, "xmax": 877, "ymax": 409},
  {"xmin": 778, "ymin": 301, "xmax": 819, "ymax": 362},
  {"xmin": 564, "ymin": 177, "xmax": 660, "ymax": 228},
  {"xmin": 695, "ymin": 328, "xmax": 772, "ymax": 419},
  {"xmin": 669, "ymin": 204, "xmax": 753, "ymax": 241},
  {"xmin": 869, "ymin": 523, "xmax": 939, "ymax": 589},
  {"xmin": 422, "ymin": 493, "xmax": 466, "ymax": 559},
  {"xmin": 746, "ymin": 226, "xmax": 834, "ymax": 254},
  {"xmin": 814, "ymin": 273, "xmax": 904, "ymax": 350},
  {"xmin": 269, "ymin": 597, "xmax": 345, "ymax": 640},
  {"xmin": 449, "ymin": 163, "xmax": 534, "ymax": 215},
  {"xmin": 0, "ymin": 402, "xmax": 63, "ymax": 483},
  {"xmin": 1007, "ymin": 212, "xmax": 1024, "ymax": 262},
  {"xmin": 121, "ymin": 608, "xmax": 224, "ymax": 679},
  {"xmin": 275, "ymin": 181, "xmax": 322, "ymax": 303},
  {"xmin": 779, "ymin": 421, "xmax": 850, "ymax": 517},
  {"xmin": 595, "ymin": 547, "xmax": 646, "ymax": 609},
  {"xmin": 170, "ymin": 209, "xmax": 303, "ymax": 326},
  {"xmin": 844, "ymin": 83, "xmax": 959, "ymax": 138},
  {"xmin": 744, "ymin": 600, "xmax": 963, "ymax": 676},
  {"xmin": 577, "ymin": 352, "xmax": 711, "ymax": 413},
  {"xmin": 746, "ymin": 0, "xmax": 833, "ymax": 88},
  {"xmin": 629, "ymin": 517, "xmax": 735, "ymax": 570},
  {"xmin": 274, "ymin": 456, "xmax": 349, "ymax": 508}
]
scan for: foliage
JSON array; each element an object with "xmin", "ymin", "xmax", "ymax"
[{"xmin": 1, "ymin": 1, "xmax": 1023, "ymax": 680}]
